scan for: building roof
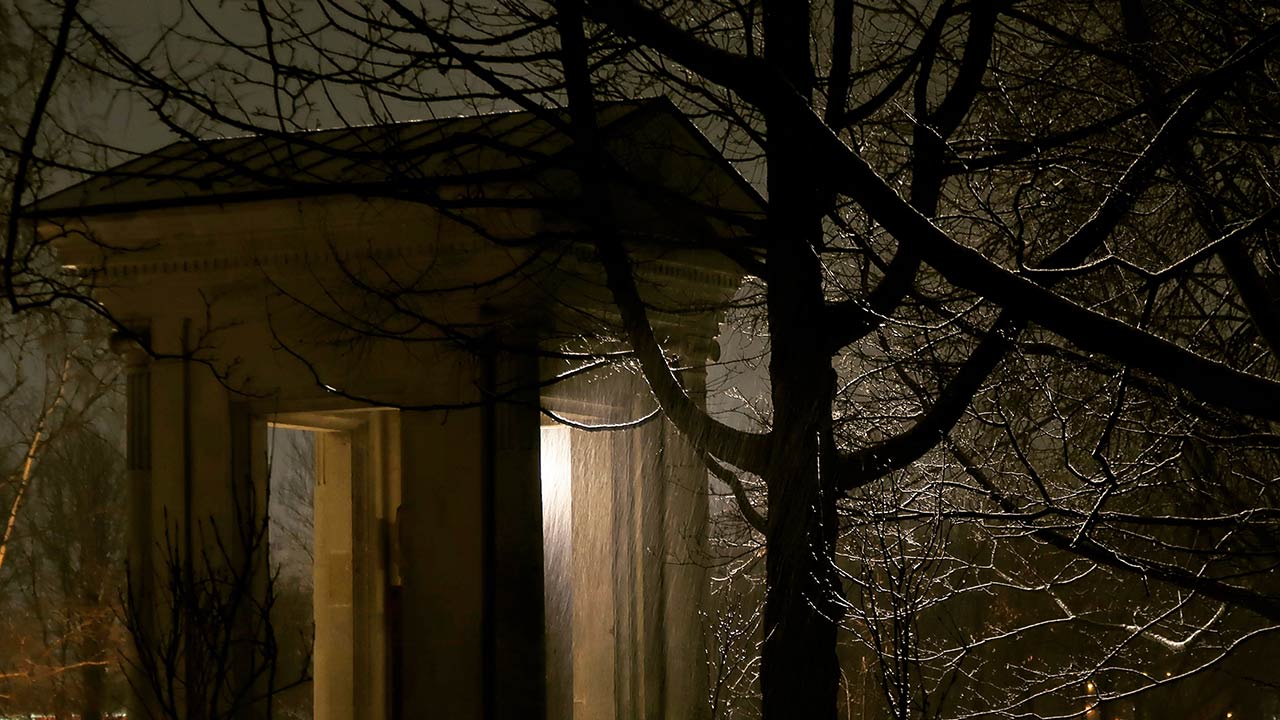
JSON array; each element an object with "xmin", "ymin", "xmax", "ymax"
[{"xmin": 25, "ymin": 98, "xmax": 764, "ymax": 220}]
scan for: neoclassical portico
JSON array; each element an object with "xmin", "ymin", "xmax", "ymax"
[{"xmin": 28, "ymin": 100, "xmax": 761, "ymax": 719}]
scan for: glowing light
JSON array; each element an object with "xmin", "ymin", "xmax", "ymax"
[
  {"xmin": 541, "ymin": 425, "xmax": 573, "ymax": 603},
  {"xmin": 541, "ymin": 426, "xmax": 572, "ymax": 529}
]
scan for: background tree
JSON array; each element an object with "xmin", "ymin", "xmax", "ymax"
[
  {"xmin": 0, "ymin": 9, "xmax": 138, "ymax": 716},
  {"xmin": 1, "ymin": 421, "xmax": 129, "ymax": 720},
  {"xmin": 122, "ymin": 490, "xmax": 311, "ymax": 720},
  {"xmin": 0, "ymin": 257, "xmax": 126, "ymax": 719},
  {"xmin": 266, "ymin": 428, "xmax": 316, "ymax": 720}
]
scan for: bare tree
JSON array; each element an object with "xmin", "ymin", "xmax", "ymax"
[
  {"xmin": 7, "ymin": 1, "xmax": 1280, "ymax": 718},
  {"xmin": 123, "ymin": 486, "xmax": 311, "ymax": 720},
  {"xmin": 265, "ymin": 428, "xmax": 315, "ymax": 720},
  {"xmin": 1, "ymin": 422, "xmax": 129, "ymax": 720}
]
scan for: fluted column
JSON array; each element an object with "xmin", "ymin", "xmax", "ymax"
[
  {"xmin": 113, "ymin": 332, "xmax": 154, "ymax": 590},
  {"xmin": 111, "ymin": 328, "xmax": 154, "ymax": 720},
  {"xmin": 664, "ymin": 340, "xmax": 713, "ymax": 720},
  {"xmin": 664, "ymin": 384, "xmax": 711, "ymax": 719}
]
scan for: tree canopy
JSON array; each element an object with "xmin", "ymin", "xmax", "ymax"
[{"xmin": 6, "ymin": 1, "xmax": 1280, "ymax": 718}]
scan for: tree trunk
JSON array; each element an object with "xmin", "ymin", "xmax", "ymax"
[
  {"xmin": 762, "ymin": 458, "xmax": 842, "ymax": 720},
  {"xmin": 758, "ymin": 0, "xmax": 845, "ymax": 715},
  {"xmin": 81, "ymin": 658, "xmax": 106, "ymax": 720}
]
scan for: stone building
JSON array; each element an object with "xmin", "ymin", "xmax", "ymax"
[{"xmin": 26, "ymin": 99, "xmax": 762, "ymax": 719}]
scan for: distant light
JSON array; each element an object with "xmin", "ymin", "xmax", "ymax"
[
  {"xmin": 541, "ymin": 426, "xmax": 572, "ymax": 640},
  {"xmin": 541, "ymin": 425, "xmax": 572, "ymax": 556},
  {"xmin": 1166, "ymin": 672, "xmax": 1172, "ymax": 678},
  {"xmin": 1226, "ymin": 713, "xmax": 1232, "ymax": 718},
  {"xmin": 1086, "ymin": 682, "xmax": 1095, "ymax": 692}
]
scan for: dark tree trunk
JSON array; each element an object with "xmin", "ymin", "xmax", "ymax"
[
  {"xmin": 759, "ymin": 3, "xmax": 845, "ymax": 716},
  {"xmin": 81, "ymin": 657, "xmax": 106, "ymax": 720},
  {"xmin": 762, "ymin": 456, "xmax": 842, "ymax": 720},
  {"xmin": 79, "ymin": 604, "xmax": 108, "ymax": 720}
]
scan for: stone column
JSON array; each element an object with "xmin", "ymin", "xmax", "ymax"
[
  {"xmin": 146, "ymin": 316, "xmax": 187, "ymax": 559},
  {"xmin": 570, "ymin": 425, "xmax": 617, "ymax": 720},
  {"xmin": 612, "ymin": 370, "xmax": 664, "ymax": 719},
  {"xmin": 399, "ymin": 406, "xmax": 486, "ymax": 719},
  {"xmin": 231, "ymin": 400, "xmax": 272, "ymax": 720},
  {"xmin": 113, "ymin": 331, "xmax": 154, "ymax": 597},
  {"xmin": 314, "ymin": 430, "xmax": 356, "ymax": 720},
  {"xmin": 663, "ymin": 348, "xmax": 712, "ymax": 720},
  {"xmin": 488, "ymin": 348, "xmax": 547, "ymax": 720},
  {"xmin": 353, "ymin": 412, "xmax": 393, "ymax": 720},
  {"xmin": 398, "ymin": 344, "xmax": 545, "ymax": 720},
  {"xmin": 609, "ymin": 355, "xmax": 713, "ymax": 720},
  {"xmin": 111, "ymin": 328, "xmax": 154, "ymax": 720},
  {"xmin": 660, "ymin": 423, "xmax": 711, "ymax": 719},
  {"xmin": 541, "ymin": 423, "xmax": 574, "ymax": 719},
  {"xmin": 128, "ymin": 315, "xmax": 275, "ymax": 719}
]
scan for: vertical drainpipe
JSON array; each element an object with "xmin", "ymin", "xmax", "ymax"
[{"xmin": 181, "ymin": 318, "xmax": 197, "ymax": 720}]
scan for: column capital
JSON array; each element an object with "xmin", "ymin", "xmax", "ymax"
[
  {"xmin": 666, "ymin": 332, "xmax": 721, "ymax": 367},
  {"xmin": 109, "ymin": 327, "xmax": 151, "ymax": 366}
]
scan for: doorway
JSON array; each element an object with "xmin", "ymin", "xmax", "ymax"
[{"xmin": 268, "ymin": 410, "xmax": 400, "ymax": 720}]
